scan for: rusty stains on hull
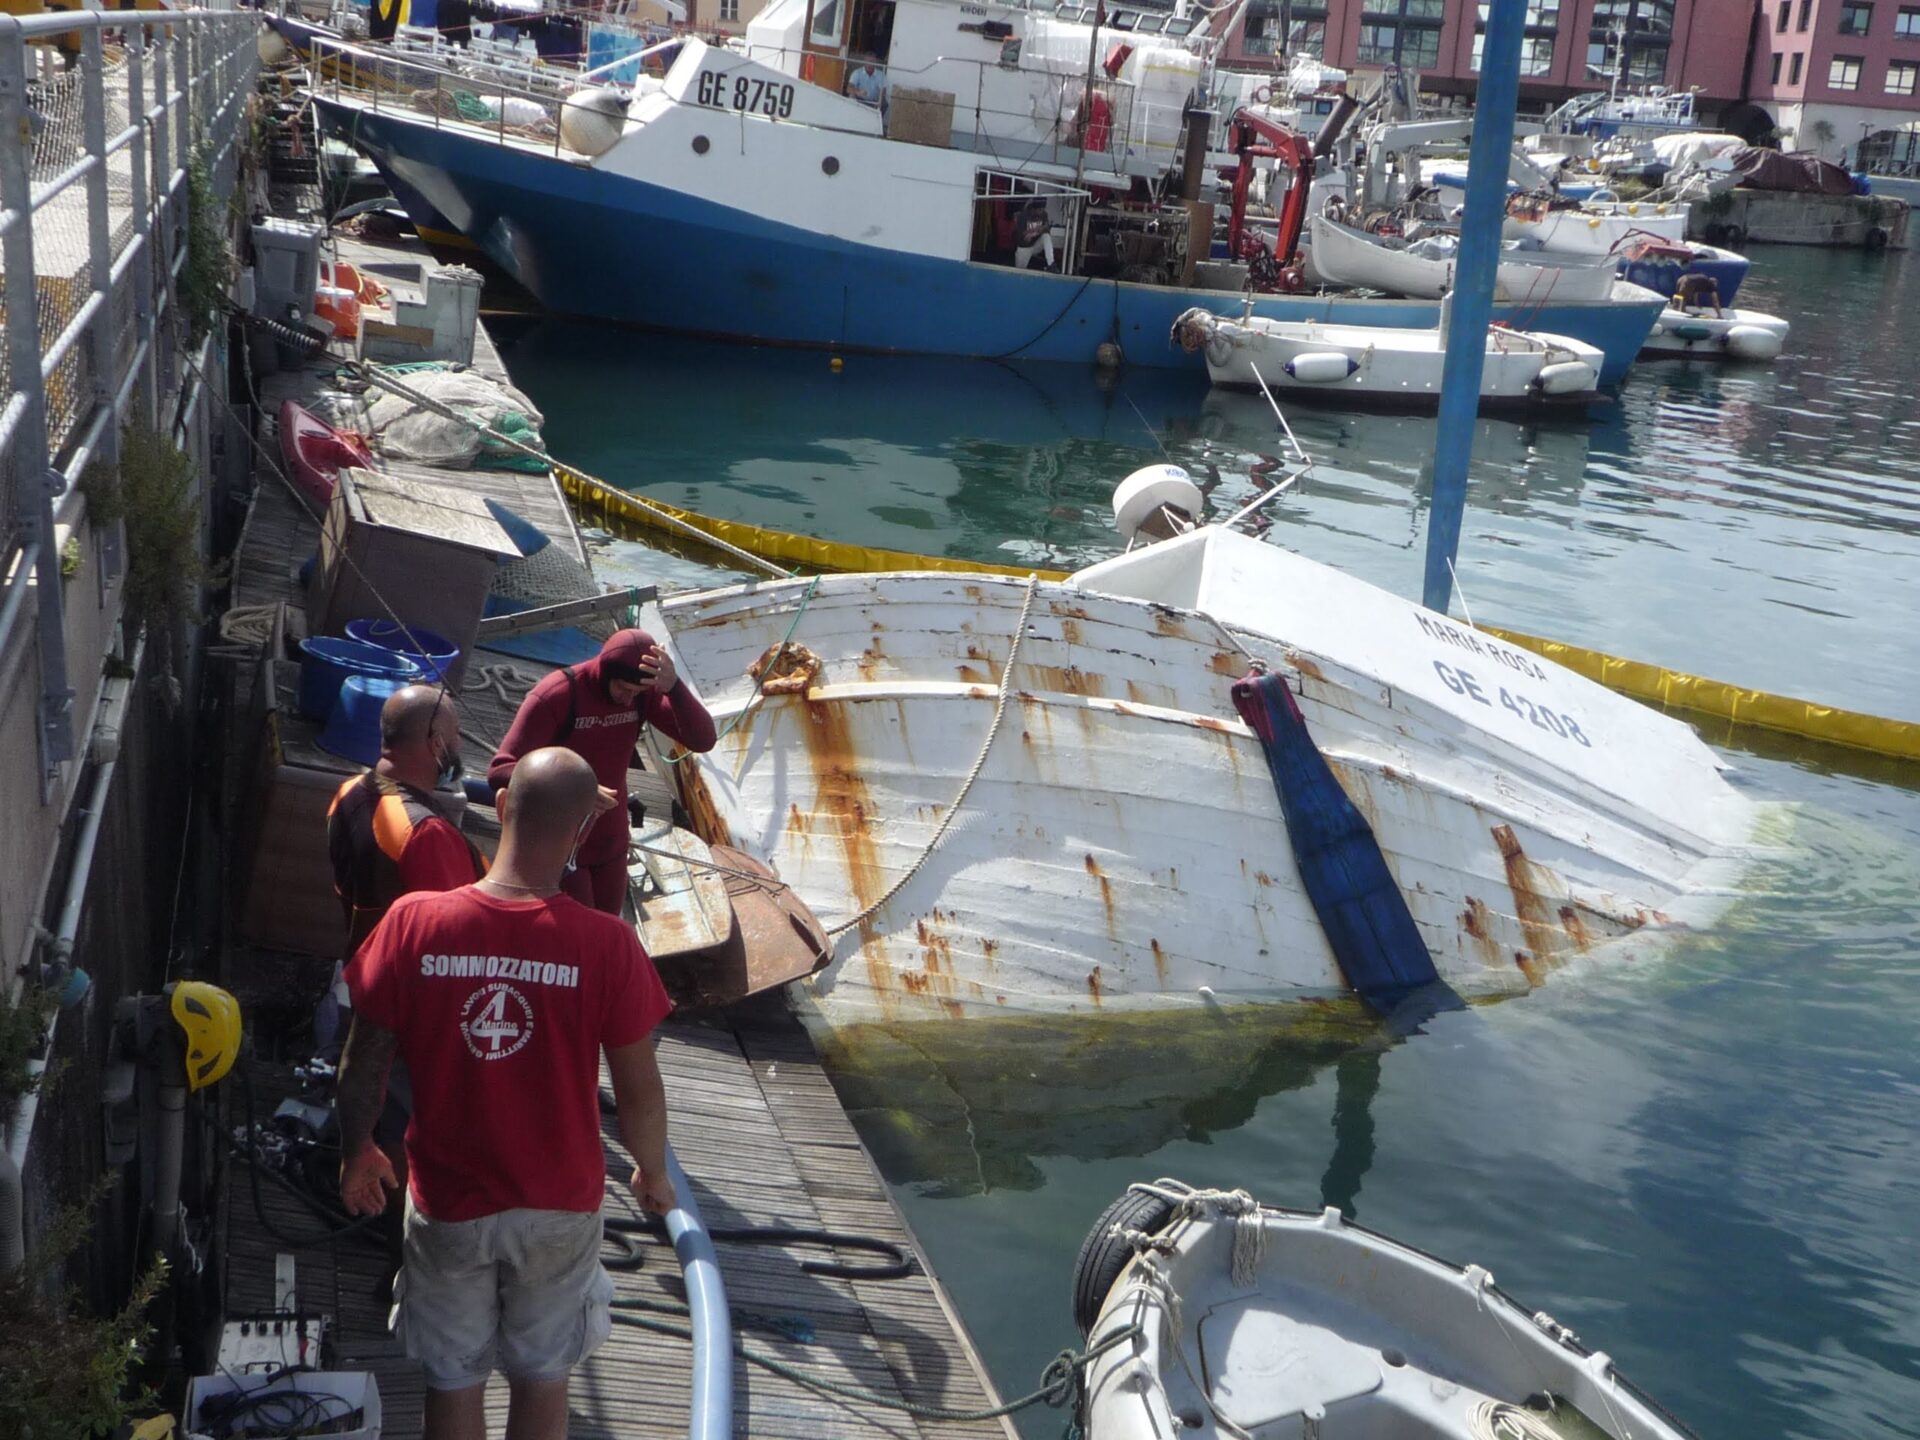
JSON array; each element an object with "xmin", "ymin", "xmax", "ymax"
[
  {"xmin": 1492, "ymin": 823, "xmax": 1564, "ymax": 980},
  {"xmin": 1060, "ymin": 617, "xmax": 1084, "ymax": 646},
  {"xmin": 1086, "ymin": 965, "xmax": 1104, "ymax": 1006},
  {"xmin": 798, "ymin": 697, "xmax": 892, "ymax": 1002},
  {"xmin": 1286, "ymin": 651, "xmax": 1327, "ymax": 684},
  {"xmin": 1209, "ymin": 650, "xmax": 1241, "ymax": 677},
  {"xmin": 1460, "ymin": 896, "xmax": 1503, "ymax": 969},
  {"xmin": 1085, "ymin": 852, "xmax": 1117, "ymax": 938},
  {"xmin": 956, "ymin": 663, "xmax": 990, "ymax": 684},
  {"xmin": 1151, "ymin": 609, "xmax": 1189, "ymax": 640},
  {"xmin": 1558, "ymin": 905, "xmax": 1594, "ymax": 952},
  {"xmin": 1150, "ymin": 938, "xmax": 1168, "ymax": 987},
  {"xmin": 674, "ymin": 757, "xmax": 736, "ymax": 850}
]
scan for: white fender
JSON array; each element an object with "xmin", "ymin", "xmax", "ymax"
[
  {"xmin": 559, "ymin": 87, "xmax": 631, "ymax": 157},
  {"xmin": 1724, "ymin": 325, "xmax": 1784, "ymax": 361},
  {"xmin": 1112, "ymin": 466, "xmax": 1206, "ymax": 544},
  {"xmin": 1284, "ymin": 352, "xmax": 1359, "ymax": 384},
  {"xmin": 1535, "ymin": 361, "xmax": 1597, "ymax": 395}
]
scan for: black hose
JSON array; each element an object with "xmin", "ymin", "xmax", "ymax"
[{"xmin": 601, "ymin": 1213, "xmax": 916, "ymax": 1282}]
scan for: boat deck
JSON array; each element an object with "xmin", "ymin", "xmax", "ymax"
[{"xmin": 213, "ymin": 218, "xmax": 1013, "ymax": 1440}]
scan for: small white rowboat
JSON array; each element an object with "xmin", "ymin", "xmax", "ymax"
[
  {"xmin": 1078, "ymin": 1182, "xmax": 1693, "ymax": 1440},
  {"xmin": 1172, "ymin": 307, "xmax": 1603, "ymax": 411},
  {"xmin": 1306, "ymin": 215, "xmax": 1620, "ymax": 305},
  {"xmin": 1639, "ymin": 305, "xmax": 1789, "ymax": 361}
]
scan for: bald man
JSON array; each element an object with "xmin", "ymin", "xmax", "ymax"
[
  {"xmin": 328, "ymin": 685, "xmax": 486, "ymax": 951},
  {"xmin": 337, "ymin": 747, "xmax": 674, "ymax": 1440}
]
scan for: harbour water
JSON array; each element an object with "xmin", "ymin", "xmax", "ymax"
[{"xmin": 498, "ymin": 244, "xmax": 1920, "ymax": 1440}]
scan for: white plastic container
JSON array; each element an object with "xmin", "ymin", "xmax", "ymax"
[{"xmin": 186, "ymin": 1368, "xmax": 382, "ymax": 1440}]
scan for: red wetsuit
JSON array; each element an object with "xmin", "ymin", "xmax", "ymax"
[{"xmin": 487, "ymin": 629, "xmax": 717, "ymax": 913}]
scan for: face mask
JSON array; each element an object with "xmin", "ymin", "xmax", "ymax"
[{"xmin": 434, "ymin": 739, "xmax": 465, "ymax": 790}]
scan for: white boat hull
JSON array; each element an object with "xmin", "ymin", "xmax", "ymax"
[
  {"xmin": 1177, "ymin": 310, "xmax": 1603, "ymax": 409},
  {"xmin": 1504, "ymin": 202, "xmax": 1688, "ymax": 255},
  {"xmin": 656, "ymin": 528, "xmax": 1764, "ymax": 1027},
  {"xmin": 1306, "ymin": 215, "xmax": 1619, "ymax": 304},
  {"xmin": 1640, "ymin": 304, "xmax": 1790, "ymax": 360},
  {"xmin": 1082, "ymin": 1187, "xmax": 1692, "ymax": 1440}
]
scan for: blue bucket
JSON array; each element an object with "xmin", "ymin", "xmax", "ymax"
[
  {"xmin": 297, "ymin": 636, "xmax": 422, "ymax": 720},
  {"xmin": 344, "ymin": 618, "xmax": 461, "ymax": 684},
  {"xmin": 318, "ymin": 675, "xmax": 409, "ymax": 765}
]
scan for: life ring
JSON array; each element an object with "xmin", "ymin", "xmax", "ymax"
[
  {"xmin": 1864, "ymin": 225, "xmax": 1890, "ymax": 251},
  {"xmin": 1070, "ymin": 1188, "xmax": 1178, "ymax": 1336}
]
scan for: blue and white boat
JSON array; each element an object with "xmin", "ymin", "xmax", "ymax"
[{"xmin": 311, "ymin": 0, "xmax": 1665, "ymax": 382}]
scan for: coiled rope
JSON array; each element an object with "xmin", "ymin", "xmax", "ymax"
[{"xmin": 824, "ymin": 573, "xmax": 1041, "ymax": 938}]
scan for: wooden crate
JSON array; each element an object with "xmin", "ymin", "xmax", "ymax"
[{"xmin": 236, "ymin": 707, "xmax": 352, "ymax": 959}]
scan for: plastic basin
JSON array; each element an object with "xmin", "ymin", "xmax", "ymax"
[
  {"xmin": 318, "ymin": 675, "xmax": 410, "ymax": 766},
  {"xmin": 344, "ymin": 618, "xmax": 460, "ymax": 684},
  {"xmin": 297, "ymin": 637, "xmax": 422, "ymax": 720}
]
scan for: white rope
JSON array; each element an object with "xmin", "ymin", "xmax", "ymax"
[
  {"xmin": 462, "ymin": 660, "xmax": 544, "ymax": 707},
  {"xmin": 825, "ymin": 574, "xmax": 1042, "ymax": 938}
]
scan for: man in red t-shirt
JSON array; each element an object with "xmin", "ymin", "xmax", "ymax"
[
  {"xmin": 337, "ymin": 747, "xmax": 674, "ymax": 1440},
  {"xmin": 487, "ymin": 628, "xmax": 717, "ymax": 915}
]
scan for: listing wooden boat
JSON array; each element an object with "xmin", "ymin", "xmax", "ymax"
[
  {"xmin": 1639, "ymin": 305, "xmax": 1789, "ymax": 361},
  {"xmin": 653, "ymin": 464, "xmax": 1769, "ymax": 1029},
  {"xmin": 1305, "ymin": 215, "xmax": 1619, "ymax": 304},
  {"xmin": 1076, "ymin": 1182, "xmax": 1694, "ymax": 1440},
  {"xmin": 1503, "ymin": 195, "xmax": 1689, "ymax": 255},
  {"xmin": 1171, "ymin": 307, "xmax": 1603, "ymax": 411}
]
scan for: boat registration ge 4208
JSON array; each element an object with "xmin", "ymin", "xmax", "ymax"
[
  {"xmin": 693, "ymin": 68, "xmax": 796, "ymax": 118},
  {"xmin": 1415, "ymin": 613, "xmax": 1594, "ymax": 748}
]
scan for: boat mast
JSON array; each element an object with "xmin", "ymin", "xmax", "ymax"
[
  {"xmin": 1421, "ymin": 0, "xmax": 1527, "ymax": 614},
  {"xmin": 1075, "ymin": 1, "xmax": 1104, "ymax": 187}
]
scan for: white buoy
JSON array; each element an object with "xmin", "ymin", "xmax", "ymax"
[
  {"xmin": 1284, "ymin": 351, "xmax": 1358, "ymax": 384},
  {"xmin": 1112, "ymin": 465, "xmax": 1205, "ymax": 545},
  {"xmin": 559, "ymin": 87, "xmax": 630, "ymax": 157},
  {"xmin": 1724, "ymin": 325, "xmax": 1784, "ymax": 361},
  {"xmin": 1535, "ymin": 360, "xmax": 1597, "ymax": 395}
]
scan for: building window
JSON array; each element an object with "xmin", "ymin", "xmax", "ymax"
[
  {"xmin": 1897, "ymin": 4, "xmax": 1920, "ymax": 33},
  {"xmin": 720, "ymin": 0, "xmax": 740, "ymax": 19},
  {"xmin": 1289, "ymin": 14, "xmax": 1329, "ymax": 56},
  {"xmin": 1797, "ymin": 0, "xmax": 1810, "ymax": 28},
  {"xmin": 1588, "ymin": 0, "xmax": 1675, "ymax": 82},
  {"xmin": 1890, "ymin": 58, "xmax": 1920, "ymax": 90},
  {"xmin": 1790, "ymin": 50, "xmax": 1803, "ymax": 80},
  {"xmin": 1771, "ymin": 52, "xmax": 1783, "ymax": 80},
  {"xmin": 1357, "ymin": 0, "xmax": 1444, "ymax": 67},
  {"xmin": 1242, "ymin": 1, "xmax": 1328, "ymax": 57},
  {"xmin": 1472, "ymin": 14, "xmax": 1557, "ymax": 74},
  {"xmin": 1830, "ymin": 53, "xmax": 1864, "ymax": 86},
  {"xmin": 1839, "ymin": 2, "xmax": 1872, "ymax": 33},
  {"xmin": 1776, "ymin": 0, "xmax": 1790, "ymax": 27}
]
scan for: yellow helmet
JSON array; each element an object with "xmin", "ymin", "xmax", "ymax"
[{"xmin": 170, "ymin": 982, "xmax": 242, "ymax": 1091}]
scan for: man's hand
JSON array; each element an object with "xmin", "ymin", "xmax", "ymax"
[
  {"xmin": 341, "ymin": 1140, "xmax": 399, "ymax": 1216},
  {"xmin": 640, "ymin": 644, "xmax": 677, "ymax": 695},
  {"xmin": 594, "ymin": 784, "xmax": 620, "ymax": 815},
  {"xmin": 630, "ymin": 1164, "xmax": 676, "ymax": 1215}
]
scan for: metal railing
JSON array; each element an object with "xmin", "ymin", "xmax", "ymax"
[{"xmin": 0, "ymin": 5, "xmax": 257, "ymax": 799}]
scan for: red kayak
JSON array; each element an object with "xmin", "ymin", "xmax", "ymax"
[{"xmin": 278, "ymin": 400, "xmax": 374, "ymax": 506}]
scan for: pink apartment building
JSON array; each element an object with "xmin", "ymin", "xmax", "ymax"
[{"xmin": 1210, "ymin": 0, "xmax": 1920, "ymax": 154}]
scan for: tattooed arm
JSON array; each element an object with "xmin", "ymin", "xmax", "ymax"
[{"xmin": 337, "ymin": 1016, "xmax": 400, "ymax": 1216}]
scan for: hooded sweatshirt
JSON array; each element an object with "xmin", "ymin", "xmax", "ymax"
[{"xmin": 487, "ymin": 629, "xmax": 717, "ymax": 863}]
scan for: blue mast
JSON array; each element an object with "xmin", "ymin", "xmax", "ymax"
[{"xmin": 1421, "ymin": 0, "xmax": 1530, "ymax": 613}]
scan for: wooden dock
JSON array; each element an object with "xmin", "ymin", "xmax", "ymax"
[{"xmin": 214, "ymin": 224, "xmax": 1015, "ymax": 1439}]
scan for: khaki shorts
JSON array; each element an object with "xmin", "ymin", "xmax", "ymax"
[{"xmin": 393, "ymin": 1201, "xmax": 613, "ymax": 1390}]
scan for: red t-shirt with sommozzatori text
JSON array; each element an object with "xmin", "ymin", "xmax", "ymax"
[{"xmin": 345, "ymin": 886, "xmax": 671, "ymax": 1222}]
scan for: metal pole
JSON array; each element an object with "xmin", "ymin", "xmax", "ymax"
[
  {"xmin": 662, "ymin": 1146, "xmax": 734, "ymax": 1440},
  {"xmin": 127, "ymin": 24, "xmax": 158, "ymax": 429},
  {"xmin": 0, "ymin": 19, "xmax": 76, "ymax": 795},
  {"xmin": 1420, "ymin": 0, "xmax": 1525, "ymax": 615},
  {"xmin": 80, "ymin": 28, "xmax": 119, "ymax": 481},
  {"xmin": 1075, "ymin": 3, "xmax": 1102, "ymax": 188}
]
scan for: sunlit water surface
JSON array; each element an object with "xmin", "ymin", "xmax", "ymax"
[{"xmin": 499, "ymin": 244, "xmax": 1920, "ymax": 1440}]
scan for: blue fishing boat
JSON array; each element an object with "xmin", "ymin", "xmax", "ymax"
[{"xmin": 310, "ymin": 0, "xmax": 1665, "ymax": 382}]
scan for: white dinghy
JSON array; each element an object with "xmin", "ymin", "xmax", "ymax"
[
  {"xmin": 1076, "ymin": 1182, "xmax": 1693, "ymax": 1440},
  {"xmin": 1640, "ymin": 305, "xmax": 1789, "ymax": 361},
  {"xmin": 1172, "ymin": 307, "xmax": 1603, "ymax": 411},
  {"xmin": 1305, "ymin": 215, "xmax": 1620, "ymax": 304},
  {"xmin": 653, "ymin": 446, "xmax": 1770, "ymax": 1031},
  {"xmin": 1502, "ymin": 197, "xmax": 1689, "ymax": 256}
]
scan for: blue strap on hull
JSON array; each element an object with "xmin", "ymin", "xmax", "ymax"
[{"xmin": 1231, "ymin": 671, "xmax": 1445, "ymax": 1016}]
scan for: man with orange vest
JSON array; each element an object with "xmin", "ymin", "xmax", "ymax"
[{"xmin": 326, "ymin": 684, "xmax": 486, "ymax": 1290}]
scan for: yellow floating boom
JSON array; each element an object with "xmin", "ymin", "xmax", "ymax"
[{"xmin": 554, "ymin": 465, "xmax": 1918, "ymax": 763}]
